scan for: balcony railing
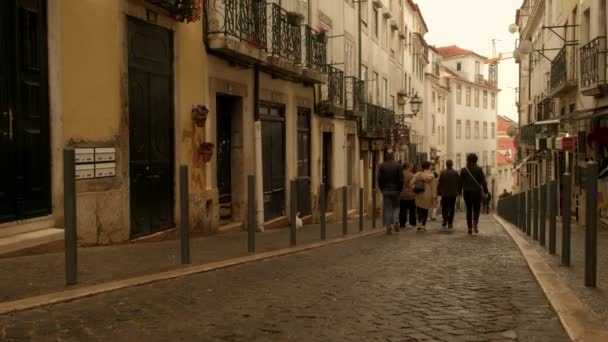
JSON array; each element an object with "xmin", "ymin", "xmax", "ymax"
[
  {"xmin": 549, "ymin": 45, "xmax": 577, "ymax": 95},
  {"xmin": 536, "ymin": 98, "xmax": 552, "ymax": 121},
  {"xmin": 304, "ymin": 26, "xmax": 327, "ymax": 72},
  {"xmin": 206, "ymin": 0, "xmax": 267, "ymax": 48},
  {"xmin": 345, "ymin": 76, "xmax": 366, "ymax": 115},
  {"xmin": 320, "ymin": 66, "xmax": 344, "ymax": 111},
  {"xmin": 362, "ymin": 104, "xmax": 395, "ymax": 137},
  {"xmin": 475, "ymin": 74, "xmax": 484, "ymax": 84},
  {"xmin": 267, "ymin": 3, "xmax": 301, "ymax": 64},
  {"xmin": 520, "ymin": 124, "xmax": 536, "ymax": 146},
  {"xmin": 580, "ymin": 36, "xmax": 608, "ymax": 96}
]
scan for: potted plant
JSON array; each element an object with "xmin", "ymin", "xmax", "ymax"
[
  {"xmin": 171, "ymin": 0, "xmax": 202, "ymax": 23},
  {"xmin": 286, "ymin": 11, "xmax": 304, "ymax": 26},
  {"xmin": 198, "ymin": 142, "xmax": 214, "ymax": 162},
  {"xmin": 316, "ymin": 28, "xmax": 328, "ymax": 43},
  {"xmin": 191, "ymin": 104, "xmax": 209, "ymax": 127}
]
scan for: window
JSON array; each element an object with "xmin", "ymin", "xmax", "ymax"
[
  {"xmin": 432, "ymin": 116, "xmax": 436, "ymax": 133},
  {"xmin": 483, "ymin": 122, "xmax": 488, "ymax": 139},
  {"xmin": 345, "ymin": 41, "xmax": 355, "ymax": 76},
  {"xmin": 456, "ymin": 84, "xmax": 462, "ymax": 105},
  {"xmin": 456, "ymin": 153, "xmax": 462, "ymax": 169},
  {"xmin": 362, "ymin": 65, "xmax": 369, "ymax": 100},
  {"xmin": 443, "ymin": 126, "xmax": 446, "ymax": 144},
  {"xmin": 491, "ymin": 122, "xmax": 495, "ymax": 138},
  {"xmin": 491, "ymin": 93, "xmax": 496, "ymax": 109},
  {"xmin": 483, "ymin": 151, "xmax": 488, "ymax": 167},
  {"xmin": 457, "ymin": 62, "xmax": 462, "ymax": 71},
  {"xmin": 385, "ymin": 19, "xmax": 390, "ymax": 47},
  {"xmin": 466, "ymin": 120, "xmax": 471, "ymax": 139},
  {"xmin": 443, "ymin": 99, "xmax": 447, "ymax": 114},
  {"xmin": 383, "ymin": 77, "xmax": 388, "ymax": 107},
  {"xmin": 466, "ymin": 87, "xmax": 471, "ymax": 106},
  {"xmin": 437, "ymin": 95, "xmax": 442, "ymax": 112},
  {"xmin": 374, "ymin": 71, "xmax": 379, "ymax": 104},
  {"xmin": 483, "ymin": 90, "xmax": 488, "ymax": 108},
  {"xmin": 475, "ymin": 61, "xmax": 480, "ymax": 75},
  {"xmin": 456, "ymin": 120, "xmax": 462, "ymax": 139},
  {"xmin": 432, "ymin": 91, "xmax": 436, "ymax": 104},
  {"xmin": 361, "ymin": 0, "xmax": 369, "ymax": 26},
  {"xmin": 372, "ymin": 6, "xmax": 379, "ymax": 38},
  {"xmin": 474, "ymin": 89, "xmax": 480, "ymax": 107},
  {"xmin": 474, "ymin": 121, "xmax": 479, "ymax": 138},
  {"xmin": 491, "ymin": 151, "xmax": 496, "ymax": 166},
  {"xmin": 390, "ymin": 95, "xmax": 395, "ymax": 110}
]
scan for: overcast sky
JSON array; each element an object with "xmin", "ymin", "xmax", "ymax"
[{"xmin": 417, "ymin": 0, "xmax": 522, "ymax": 121}]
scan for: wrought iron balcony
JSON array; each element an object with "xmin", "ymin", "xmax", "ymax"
[
  {"xmin": 550, "ymin": 45, "xmax": 577, "ymax": 96},
  {"xmin": 345, "ymin": 76, "xmax": 366, "ymax": 116},
  {"xmin": 361, "ymin": 104, "xmax": 395, "ymax": 138},
  {"xmin": 318, "ymin": 66, "xmax": 344, "ymax": 116},
  {"xmin": 267, "ymin": 3, "xmax": 302, "ymax": 64},
  {"xmin": 580, "ymin": 36, "xmax": 608, "ymax": 96},
  {"xmin": 536, "ymin": 98, "xmax": 553, "ymax": 121},
  {"xmin": 304, "ymin": 26, "xmax": 327, "ymax": 72},
  {"xmin": 205, "ymin": 0, "xmax": 267, "ymax": 62},
  {"xmin": 475, "ymin": 74, "xmax": 484, "ymax": 84}
]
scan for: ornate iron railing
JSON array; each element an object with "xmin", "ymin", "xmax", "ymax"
[
  {"xmin": 580, "ymin": 36, "xmax": 607, "ymax": 89},
  {"xmin": 536, "ymin": 98, "xmax": 552, "ymax": 121},
  {"xmin": 362, "ymin": 104, "xmax": 394, "ymax": 137},
  {"xmin": 267, "ymin": 3, "xmax": 302, "ymax": 63},
  {"xmin": 321, "ymin": 66, "xmax": 344, "ymax": 108},
  {"xmin": 550, "ymin": 45, "xmax": 567, "ymax": 92},
  {"xmin": 345, "ymin": 76, "xmax": 365, "ymax": 115},
  {"xmin": 304, "ymin": 26, "xmax": 327, "ymax": 71},
  {"xmin": 206, "ymin": 0, "xmax": 267, "ymax": 48}
]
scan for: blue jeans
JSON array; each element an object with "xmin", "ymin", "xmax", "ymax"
[{"xmin": 382, "ymin": 191, "xmax": 400, "ymax": 226}]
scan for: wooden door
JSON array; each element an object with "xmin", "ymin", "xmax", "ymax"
[
  {"xmin": 128, "ymin": 18, "xmax": 174, "ymax": 238},
  {"xmin": 260, "ymin": 103, "xmax": 285, "ymax": 221}
]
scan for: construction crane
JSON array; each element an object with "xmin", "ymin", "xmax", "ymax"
[{"xmin": 485, "ymin": 39, "xmax": 515, "ymax": 85}]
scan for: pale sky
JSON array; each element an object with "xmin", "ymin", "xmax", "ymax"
[{"xmin": 417, "ymin": 0, "xmax": 522, "ymax": 122}]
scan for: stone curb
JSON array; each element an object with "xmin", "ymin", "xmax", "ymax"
[
  {"xmin": 0, "ymin": 229, "xmax": 384, "ymax": 316},
  {"xmin": 494, "ymin": 214, "xmax": 608, "ymax": 342}
]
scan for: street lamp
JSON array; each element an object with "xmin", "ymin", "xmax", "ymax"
[{"xmin": 394, "ymin": 93, "xmax": 424, "ymax": 123}]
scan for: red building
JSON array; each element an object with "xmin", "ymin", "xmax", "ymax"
[{"xmin": 496, "ymin": 115, "xmax": 517, "ymax": 196}]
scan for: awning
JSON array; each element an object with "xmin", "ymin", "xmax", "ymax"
[
  {"xmin": 573, "ymin": 105, "xmax": 608, "ymax": 121},
  {"xmin": 534, "ymin": 119, "xmax": 560, "ymax": 126}
]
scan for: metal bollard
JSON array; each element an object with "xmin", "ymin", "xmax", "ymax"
[
  {"xmin": 539, "ymin": 183, "xmax": 547, "ymax": 246},
  {"xmin": 533, "ymin": 186, "xmax": 539, "ymax": 241},
  {"xmin": 372, "ymin": 188, "xmax": 377, "ymax": 229},
  {"xmin": 526, "ymin": 190, "xmax": 532, "ymax": 236},
  {"xmin": 248, "ymin": 175, "xmax": 255, "ymax": 253},
  {"xmin": 585, "ymin": 162, "xmax": 598, "ymax": 287},
  {"xmin": 343, "ymin": 186, "xmax": 348, "ymax": 236},
  {"xmin": 320, "ymin": 183, "xmax": 326, "ymax": 240},
  {"xmin": 549, "ymin": 180, "xmax": 557, "ymax": 255},
  {"xmin": 63, "ymin": 148, "xmax": 78, "ymax": 286},
  {"xmin": 290, "ymin": 179, "xmax": 297, "ymax": 246},
  {"xmin": 562, "ymin": 173, "xmax": 572, "ymax": 266},
  {"xmin": 359, "ymin": 187, "xmax": 364, "ymax": 232},
  {"xmin": 179, "ymin": 166, "xmax": 190, "ymax": 264}
]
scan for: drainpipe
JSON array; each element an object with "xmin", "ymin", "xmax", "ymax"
[{"xmin": 253, "ymin": 65, "xmax": 265, "ymax": 232}]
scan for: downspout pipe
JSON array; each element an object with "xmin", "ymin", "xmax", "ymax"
[{"xmin": 254, "ymin": 65, "xmax": 265, "ymax": 232}]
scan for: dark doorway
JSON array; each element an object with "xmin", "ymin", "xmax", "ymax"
[
  {"xmin": 0, "ymin": 0, "xmax": 51, "ymax": 223},
  {"xmin": 260, "ymin": 102, "xmax": 285, "ymax": 221},
  {"xmin": 322, "ymin": 132, "xmax": 332, "ymax": 204},
  {"xmin": 128, "ymin": 18, "xmax": 174, "ymax": 238},
  {"xmin": 297, "ymin": 107, "xmax": 311, "ymax": 215},
  {"xmin": 216, "ymin": 95, "xmax": 234, "ymax": 221}
]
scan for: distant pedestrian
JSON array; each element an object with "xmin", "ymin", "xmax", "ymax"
[
  {"xmin": 460, "ymin": 154, "xmax": 489, "ymax": 235},
  {"xmin": 499, "ymin": 189, "xmax": 510, "ymax": 199},
  {"xmin": 429, "ymin": 169, "xmax": 440, "ymax": 221},
  {"xmin": 399, "ymin": 162, "xmax": 417, "ymax": 228},
  {"xmin": 378, "ymin": 151, "xmax": 404, "ymax": 235},
  {"xmin": 410, "ymin": 161, "xmax": 437, "ymax": 232},
  {"xmin": 437, "ymin": 159, "xmax": 460, "ymax": 230}
]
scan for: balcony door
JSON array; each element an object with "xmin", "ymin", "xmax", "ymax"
[{"xmin": 0, "ymin": 0, "xmax": 51, "ymax": 223}]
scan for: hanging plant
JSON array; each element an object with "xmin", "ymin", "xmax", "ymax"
[
  {"xmin": 191, "ymin": 104, "xmax": 209, "ymax": 127},
  {"xmin": 171, "ymin": 0, "xmax": 202, "ymax": 23},
  {"xmin": 286, "ymin": 11, "xmax": 304, "ymax": 26},
  {"xmin": 316, "ymin": 28, "xmax": 328, "ymax": 43},
  {"xmin": 198, "ymin": 142, "xmax": 214, "ymax": 163}
]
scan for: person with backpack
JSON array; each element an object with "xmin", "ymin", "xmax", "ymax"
[
  {"xmin": 410, "ymin": 161, "xmax": 437, "ymax": 232},
  {"xmin": 378, "ymin": 151, "xmax": 404, "ymax": 235},
  {"xmin": 437, "ymin": 159, "xmax": 460, "ymax": 230},
  {"xmin": 460, "ymin": 153, "xmax": 489, "ymax": 235}
]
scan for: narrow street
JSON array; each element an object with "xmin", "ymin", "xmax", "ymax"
[{"xmin": 0, "ymin": 215, "xmax": 568, "ymax": 342}]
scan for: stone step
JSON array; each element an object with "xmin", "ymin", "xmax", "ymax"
[
  {"xmin": 0, "ymin": 228, "xmax": 64, "ymax": 257},
  {"xmin": 0, "ymin": 217, "xmax": 54, "ymax": 239}
]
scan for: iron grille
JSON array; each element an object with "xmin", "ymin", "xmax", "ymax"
[
  {"xmin": 519, "ymin": 124, "xmax": 536, "ymax": 146},
  {"xmin": 267, "ymin": 3, "xmax": 302, "ymax": 63},
  {"xmin": 321, "ymin": 66, "xmax": 344, "ymax": 108},
  {"xmin": 305, "ymin": 26, "xmax": 327, "ymax": 71},
  {"xmin": 536, "ymin": 98, "xmax": 552, "ymax": 121},
  {"xmin": 550, "ymin": 45, "xmax": 567, "ymax": 92},
  {"xmin": 345, "ymin": 76, "xmax": 365, "ymax": 114},
  {"xmin": 580, "ymin": 36, "xmax": 607, "ymax": 89},
  {"xmin": 205, "ymin": 0, "xmax": 267, "ymax": 48}
]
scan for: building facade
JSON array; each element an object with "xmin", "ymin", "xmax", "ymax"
[{"xmin": 496, "ymin": 115, "xmax": 518, "ymax": 204}]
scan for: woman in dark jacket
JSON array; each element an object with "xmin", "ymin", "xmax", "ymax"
[{"xmin": 460, "ymin": 154, "xmax": 489, "ymax": 235}]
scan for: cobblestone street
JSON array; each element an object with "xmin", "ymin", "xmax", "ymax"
[{"xmin": 0, "ymin": 214, "xmax": 568, "ymax": 341}]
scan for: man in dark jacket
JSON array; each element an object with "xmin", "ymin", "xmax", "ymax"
[
  {"xmin": 378, "ymin": 151, "xmax": 404, "ymax": 235},
  {"xmin": 437, "ymin": 160, "xmax": 460, "ymax": 229},
  {"xmin": 460, "ymin": 154, "xmax": 489, "ymax": 234}
]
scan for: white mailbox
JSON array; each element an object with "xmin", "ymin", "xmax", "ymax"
[
  {"xmin": 75, "ymin": 148, "xmax": 95, "ymax": 164},
  {"xmin": 95, "ymin": 147, "xmax": 116, "ymax": 162},
  {"xmin": 95, "ymin": 162, "xmax": 116, "ymax": 178},
  {"xmin": 75, "ymin": 164, "xmax": 95, "ymax": 180}
]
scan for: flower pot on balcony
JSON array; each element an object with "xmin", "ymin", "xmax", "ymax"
[
  {"xmin": 286, "ymin": 12, "xmax": 304, "ymax": 26},
  {"xmin": 191, "ymin": 104, "xmax": 209, "ymax": 127},
  {"xmin": 198, "ymin": 142, "xmax": 214, "ymax": 163},
  {"xmin": 317, "ymin": 30, "xmax": 328, "ymax": 43}
]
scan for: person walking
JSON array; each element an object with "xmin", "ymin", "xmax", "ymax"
[
  {"xmin": 437, "ymin": 159, "xmax": 460, "ymax": 230},
  {"xmin": 399, "ymin": 163, "xmax": 417, "ymax": 228},
  {"xmin": 460, "ymin": 154, "xmax": 488, "ymax": 235},
  {"xmin": 410, "ymin": 161, "xmax": 437, "ymax": 232},
  {"xmin": 378, "ymin": 151, "xmax": 404, "ymax": 235},
  {"xmin": 429, "ymin": 169, "xmax": 440, "ymax": 221}
]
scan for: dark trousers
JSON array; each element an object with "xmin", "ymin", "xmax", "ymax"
[
  {"xmin": 399, "ymin": 199, "xmax": 416, "ymax": 227},
  {"xmin": 483, "ymin": 202, "xmax": 490, "ymax": 214},
  {"xmin": 441, "ymin": 196, "xmax": 457, "ymax": 225},
  {"xmin": 417, "ymin": 207, "xmax": 429, "ymax": 226},
  {"xmin": 463, "ymin": 191, "xmax": 482, "ymax": 229}
]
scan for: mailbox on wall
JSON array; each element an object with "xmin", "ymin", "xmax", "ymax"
[{"xmin": 73, "ymin": 147, "xmax": 117, "ymax": 180}]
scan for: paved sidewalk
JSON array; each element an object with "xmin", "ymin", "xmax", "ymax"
[
  {"xmin": 0, "ymin": 214, "xmax": 568, "ymax": 341},
  {"xmin": 511, "ymin": 217, "xmax": 608, "ymax": 327},
  {"xmin": 0, "ymin": 218, "xmax": 377, "ymax": 303}
]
